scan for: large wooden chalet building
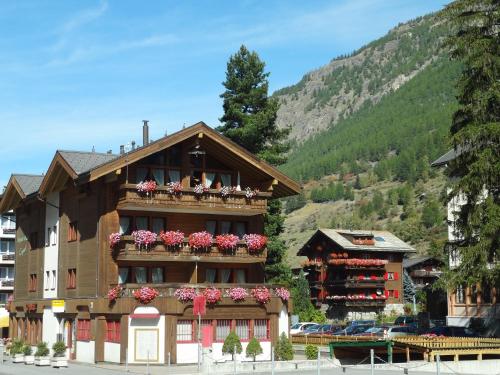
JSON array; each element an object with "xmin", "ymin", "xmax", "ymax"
[
  {"xmin": 298, "ymin": 229, "xmax": 415, "ymax": 320},
  {"xmin": 0, "ymin": 122, "xmax": 300, "ymax": 364}
]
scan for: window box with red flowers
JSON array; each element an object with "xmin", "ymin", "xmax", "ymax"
[
  {"xmin": 159, "ymin": 230, "xmax": 185, "ymax": 249},
  {"xmin": 203, "ymin": 287, "xmax": 222, "ymax": 305},
  {"xmin": 107, "ymin": 285, "xmax": 123, "ymax": 304},
  {"xmin": 174, "ymin": 287, "xmax": 197, "ymax": 303},
  {"xmin": 215, "ymin": 234, "xmax": 239, "ymax": 251},
  {"xmin": 131, "ymin": 230, "xmax": 157, "ymax": 250},
  {"xmin": 251, "ymin": 286, "xmax": 271, "ymax": 304},
  {"xmin": 227, "ymin": 287, "xmax": 248, "ymax": 302},
  {"xmin": 133, "ymin": 286, "xmax": 159, "ymax": 304},
  {"xmin": 243, "ymin": 234, "xmax": 267, "ymax": 252},
  {"xmin": 109, "ymin": 232, "xmax": 121, "ymax": 249},
  {"xmin": 188, "ymin": 231, "xmax": 213, "ymax": 251}
]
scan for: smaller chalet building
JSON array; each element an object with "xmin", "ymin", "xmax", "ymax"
[{"xmin": 298, "ymin": 229, "xmax": 415, "ymax": 320}]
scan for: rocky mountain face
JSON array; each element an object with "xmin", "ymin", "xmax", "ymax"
[{"xmin": 273, "ymin": 14, "xmax": 448, "ymax": 143}]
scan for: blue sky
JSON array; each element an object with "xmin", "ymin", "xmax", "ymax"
[{"xmin": 0, "ymin": 0, "xmax": 447, "ymax": 189}]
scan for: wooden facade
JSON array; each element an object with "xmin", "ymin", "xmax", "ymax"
[{"xmin": 1, "ymin": 122, "xmax": 300, "ymax": 364}]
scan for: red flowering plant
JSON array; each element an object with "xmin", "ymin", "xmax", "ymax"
[
  {"xmin": 131, "ymin": 230, "xmax": 157, "ymax": 250},
  {"xmin": 133, "ymin": 286, "xmax": 159, "ymax": 304},
  {"xmin": 203, "ymin": 287, "xmax": 222, "ymax": 305},
  {"xmin": 251, "ymin": 286, "xmax": 271, "ymax": 304},
  {"xmin": 274, "ymin": 287, "xmax": 290, "ymax": 301},
  {"xmin": 243, "ymin": 234, "xmax": 267, "ymax": 252},
  {"xmin": 328, "ymin": 258, "xmax": 388, "ymax": 267},
  {"xmin": 215, "ymin": 234, "xmax": 239, "ymax": 251},
  {"xmin": 188, "ymin": 231, "xmax": 213, "ymax": 250},
  {"xmin": 107, "ymin": 285, "xmax": 123, "ymax": 303},
  {"xmin": 109, "ymin": 232, "xmax": 121, "ymax": 249},
  {"xmin": 166, "ymin": 181, "xmax": 183, "ymax": 195},
  {"xmin": 136, "ymin": 180, "xmax": 157, "ymax": 194},
  {"xmin": 159, "ymin": 230, "xmax": 185, "ymax": 249},
  {"xmin": 174, "ymin": 287, "xmax": 197, "ymax": 303},
  {"xmin": 227, "ymin": 287, "xmax": 248, "ymax": 302}
]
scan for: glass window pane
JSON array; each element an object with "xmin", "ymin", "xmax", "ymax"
[
  {"xmin": 135, "ymin": 217, "xmax": 148, "ymax": 231},
  {"xmin": 119, "ymin": 217, "xmax": 131, "ymax": 235},
  {"xmin": 152, "ymin": 218, "xmax": 165, "ymax": 234},
  {"xmin": 235, "ymin": 269, "xmax": 246, "ymax": 283},
  {"xmin": 118, "ymin": 267, "xmax": 129, "ymax": 284},
  {"xmin": 220, "ymin": 174, "xmax": 232, "ymax": 187},
  {"xmin": 205, "ymin": 221, "xmax": 216, "ymax": 236},
  {"xmin": 151, "ymin": 267, "xmax": 163, "ymax": 283},
  {"xmin": 234, "ymin": 222, "xmax": 246, "ymax": 238},
  {"xmin": 135, "ymin": 267, "xmax": 147, "ymax": 283},
  {"xmin": 220, "ymin": 221, "xmax": 231, "ymax": 234},
  {"xmin": 136, "ymin": 167, "xmax": 148, "ymax": 183},
  {"xmin": 236, "ymin": 320, "xmax": 249, "ymax": 340},
  {"xmin": 152, "ymin": 169, "xmax": 165, "ymax": 186},
  {"xmin": 206, "ymin": 269, "xmax": 216, "ymax": 283},
  {"xmin": 168, "ymin": 170, "xmax": 180, "ymax": 183}
]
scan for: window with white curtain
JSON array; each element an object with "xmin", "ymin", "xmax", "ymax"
[
  {"xmin": 176, "ymin": 320, "xmax": 193, "ymax": 342},
  {"xmin": 152, "ymin": 169, "xmax": 165, "ymax": 186},
  {"xmin": 44, "ymin": 271, "xmax": 50, "ymax": 290},
  {"xmin": 151, "ymin": 267, "xmax": 163, "ymax": 283},
  {"xmin": 220, "ymin": 174, "xmax": 232, "ymax": 187},
  {"xmin": 51, "ymin": 270, "xmax": 56, "ymax": 290},
  {"xmin": 254, "ymin": 319, "xmax": 269, "ymax": 339},
  {"xmin": 52, "ymin": 225, "xmax": 57, "ymax": 245},
  {"xmin": 235, "ymin": 320, "xmax": 249, "ymax": 340},
  {"xmin": 118, "ymin": 267, "xmax": 129, "ymax": 284},
  {"xmin": 168, "ymin": 170, "xmax": 180, "ymax": 183},
  {"xmin": 234, "ymin": 222, "xmax": 246, "ymax": 238},
  {"xmin": 220, "ymin": 221, "xmax": 231, "ymax": 234},
  {"xmin": 135, "ymin": 217, "xmax": 148, "ymax": 231},
  {"xmin": 235, "ymin": 269, "xmax": 246, "ymax": 283},
  {"xmin": 216, "ymin": 319, "xmax": 231, "ymax": 341},
  {"xmin": 152, "ymin": 218, "xmax": 165, "ymax": 234},
  {"xmin": 220, "ymin": 269, "xmax": 231, "ymax": 283},
  {"xmin": 206, "ymin": 268, "xmax": 217, "ymax": 283},
  {"xmin": 205, "ymin": 172, "xmax": 216, "ymax": 188},
  {"xmin": 119, "ymin": 217, "xmax": 131, "ymax": 235},
  {"xmin": 134, "ymin": 267, "xmax": 147, "ymax": 283},
  {"xmin": 205, "ymin": 221, "xmax": 217, "ymax": 236},
  {"xmin": 136, "ymin": 167, "xmax": 148, "ymax": 183}
]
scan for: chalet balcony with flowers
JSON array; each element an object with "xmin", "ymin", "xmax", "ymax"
[{"xmin": 0, "ymin": 122, "xmax": 300, "ymax": 365}]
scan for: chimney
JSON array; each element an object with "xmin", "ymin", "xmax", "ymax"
[
  {"xmin": 143, "ymin": 120, "xmax": 149, "ymax": 146},
  {"xmin": 131, "ymin": 140, "xmax": 136, "ymax": 150},
  {"xmin": 107, "ymin": 150, "xmax": 112, "ymax": 154},
  {"xmin": 120, "ymin": 145, "xmax": 125, "ymax": 155}
]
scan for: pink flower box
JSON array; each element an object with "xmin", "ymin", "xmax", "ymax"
[
  {"xmin": 243, "ymin": 234, "xmax": 267, "ymax": 252},
  {"xmin": 274, "ymin": 287, "xmax": 290, "ymax": 301},
  {"xmin": 136, "ymin": 180, "xmax": 157, "ymax": 194},
  {"xmin": 159, "ymin": 230, "xmax": 185, "ymax": 247},
  {"xmin": 109, "ymin": 232, "xmax": 121, "ymax": 249},
  {"xmin": 227, "ymin": 287, "xmax": 249, "ymax": 302},
  {"xmin": 215, "ymin": 234, "xmax": 239, "ymax": 250},
  {"xmin": 251, "ymin": 286, "xmax": 271, "ymax": 304},
  {"xmin": 133, "ymin": 286, "xmax": 159, "ymax": 304},
  {"xmin": 188, "ymin": 231, "xmax": 213, "ymax": 250},
  {"xmin": 131, "ymin": 230, "xmax": 157, "ymax": 249},
  {"xmin": 203, "ymin": 287, "xmax": 222, "ymax": 304},
  {"xmin": 174, "ymin": 287, "xmax": 197, "ymax": 303}
]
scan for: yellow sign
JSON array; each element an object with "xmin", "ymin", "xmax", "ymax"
[{"xmin": 52, "ymin": 300, "xmax": 65, "ymax": 313}]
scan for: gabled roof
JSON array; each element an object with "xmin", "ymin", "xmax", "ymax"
[
  {"xmin": 58, "ymin": 150, "xmax": 118, "ymax": 175},
  {"xmin": 297, "ymin": 228, "xmax": 415, "ymax": 256},
  {"xmin": 403, "ymin": 256, "xmax": 442, "ymax": 269},
  {"xmin": 0, "ymin": 174, "xmax": 44, "ymax": 213},
  {"xmin": 13, "ymin": 174, "xmax": 44, "ymax": 196}
]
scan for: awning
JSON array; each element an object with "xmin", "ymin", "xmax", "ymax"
[{"xmin": 130, "ymin": 313, "xmax": 160, "ymax": 319}]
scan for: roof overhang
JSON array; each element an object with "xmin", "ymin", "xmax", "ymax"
[
  {"xmin": 0, "ymin": 175, "xmax": 26, "ymax": 213},
  {"xmin": 38, "ymin": 152, "xmax": 78, "ymax": 198}
]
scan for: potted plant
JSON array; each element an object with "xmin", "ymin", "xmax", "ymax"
[
  {"xmin": 10, "ymin": 338, "xmax": 25, "ymax": 363},
  {"xmin": 23, "ymin": 344, "xmax": 35, "ymax": 365},
  {"xmin": 51, "ymin": 341, "xmax": 68, "ymax": 368},
  {"xmin": 34, "ymin": 342, "xmax": 50, "ymax": 366}
]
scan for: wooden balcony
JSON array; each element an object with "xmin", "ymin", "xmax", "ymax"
[
  {"xmin": 118, "ymin": 184, "xmax": 270, "ymax": 215},
  {"xmin": 327, "ymin": 299, "xmax": 386, "ymax": 307},
  {"xmin": 114, "ymin": 236, "xmax": 267, "ymax": 263},
  {"xmin": 326, "ymin": 279, "xmax": 385, "ymax": 289}
]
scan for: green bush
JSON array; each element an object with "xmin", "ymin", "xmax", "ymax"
[
  {"xmin": 22, "ymin": 344, "xmax": 33, "ymax": 356},
  {"xmin": 52, "ymin": 341, "xmax": 66, "ymax": 357},
  {"xmin": 275, "ymin": 332, "xmax": 294, "ymax": 361},
  {"xmin": 222, "ymin": 331, "xmax": 242, "ymax": 360},
  {"xmin": 35, "ymin": 342, "xmax": 50, "ymax": 357},
  {"xmin": 305, "ymin": 344, "xmax": 319, "ymax": 360},
  {"xmin": 10, "ymin": 338, "xmax": 24, "ymax": 355},
  {"xmin": 245, "ymin": 337, "xmax": 263, "ymax": 361}
]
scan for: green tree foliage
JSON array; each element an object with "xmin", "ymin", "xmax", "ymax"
[
  {"xmin": 10, "ymin": 339, "xmax": 24, "ymax": 355},
  {"xmin": 440, "ymin": 1, "xmax": 500, "ymax": 289},
  {"xmin": 275, "ymin": 332, "xmax": 294, "ymax": 361},
  {"xmin": 284, "ymin": 192, "xmax": 307, "ymax": 214},
  {"xmin": 245, "ymin": 337, "xmax": 263, "ymax": 361},
  {"xmin": 291, "ymin": 271, "xmax": 315, "ymax": 320},
  {"xmin": 23, "ymin": 344, "xmax": 33, "ymax": 356},
  {"xmin": 52, "ymin": 341, "xmax": 66, "ymax": 357},
  {"xmin": 218, "ymin": 45, "xmax": 292, "ymax": 283},
  {"xmin": 35, "ymin": 342, "xmax": 50, "ymax": 357},
  {"xmin": 421, "ymin": 197, "xmax": 443, "ymax": 228},
  {"xmin": 222, "ymin": 331, "xmax": 242, "ymax": 360},
  {"xmin": 305, "ymin": 345, "xmax": 319, "ymax": 360}
]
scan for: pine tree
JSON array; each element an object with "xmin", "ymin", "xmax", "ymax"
[
  {"xmin": 440, "ymin": 1, "xmax": 500, "ymax": 288},
  {"xmin": 222, "ymin": 331, "xmax": 242, "ymax": 360},
  {"xmin": 218, "ymin": 45, "xmax": 292, "ymax": 283},
  {"xmin": 246, "ymin": 337, "xmax": 263, "ymax": 361},
  {"xmin": 403, "ymin": 269, "xmax": 416, "ymax": 303}
]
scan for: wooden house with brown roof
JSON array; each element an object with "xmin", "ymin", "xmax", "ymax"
[{"xmin": 0, "ymin": 121, "xmax": 300, "ymax": 364}]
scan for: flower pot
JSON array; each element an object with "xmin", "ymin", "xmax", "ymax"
[
  {"xmin": 13, "ymin": 353, "xmax": 25, "ymax": 363},
  {"xmin": 24, "ymin": 355, "xmax": 35, "ymax": 364},
  {"xmin": 34, "ymin": 356, "xmax": 51, "ymax": 366},
  {"xmin": 51, "ymin": 357, "xmax": 68, "ymax": 367}
]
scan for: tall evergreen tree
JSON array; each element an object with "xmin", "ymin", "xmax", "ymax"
[
  {"xmin": 218, "ymin": 45, "xmax": 292, "ymax": 282},
  {"xmin": 440, "ymin": 1, "xmax": 499, "ymax": 288}
]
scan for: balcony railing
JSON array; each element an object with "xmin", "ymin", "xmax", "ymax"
[
  {"xmin": 0, "ymin": 279, "xmax": 14, "ymax": 288},
  {"xmin": 118, "ymin": 184, "xmax": 270, "ymax": 215},
  {"xmin": 1, "ymin": 254, "xmax": 15, "ymax": 261},
  {"xmin": 115, "ymin": 237, "xmax": 267, "ymax": 263},
  {"xmin": 1, "ymin": 228, "xmax": 15, "ymax": 235},
  {"xmin": 410, "ymin": 270, "xmax": 442, "ymax": 278},
  {"xmin": 326, "ymin": 278, "xmax": 385, "ymax": 289}
]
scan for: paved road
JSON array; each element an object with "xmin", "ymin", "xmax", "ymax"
[{"xmin": 0, "ymin": 360, "xmax": 454, "ymax": 375}]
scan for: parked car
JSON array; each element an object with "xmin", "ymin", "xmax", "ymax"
[
  {"xmin": 385, "ymin": 325, "xmax": 417, "ymax": 338},
  {"xmin": 349, "ymin": 319, "xmax": 376, "ymax": 327},
  {"xmin": 423, "ymin": 326, "xmax": 478, "ymax": 337},
  {"xmin": 290, "ymin": 322, "xmax": 318, "ymax": 335},
  {"xmin": 319, "ymin": 324, "xmax": 344, "ymax": 334},
  {"xmin": 300, "ymin": 324, "xmax": 322, "ymax": 335},
  {"xmin": 354, "ymin": 326, "xmax": 390, "ymax": 337},
  {"xmin": 394, "ymin": 316, "xmax": 417, "ymax": 326},
  {"xmin": 332, "ymin": 324, "xmax": 372, "ymax": 336}
]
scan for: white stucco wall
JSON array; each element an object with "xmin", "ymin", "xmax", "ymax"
[
  {"xmin": 42, "ymin": 308, "xmax": 60, "ymax": 353},
  {"xmin": 128, "ymin": 314, "xmax": 165, "ymax": 364},
  {"xmin": 104, "ymin": 342, "xmax": 121, "ymax": 363},
  {"xmin": 43, "ymin": 192, "xmax": 59, "ymax": 299},
  {"xmin": 278, "ymin": 305, "xmax": 289, "ymax": 337},
  {"xmin": 176, "ymin": 343, "xmax": 199, "ymax": 364},
  {"xmin": 211, "ymin": 341, "xmax": 271, "ymax": 362},
  {"xmin": 76, "ymin": 340, "xmax": 95, "ymax": 363}
]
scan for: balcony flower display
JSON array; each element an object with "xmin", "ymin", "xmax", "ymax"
[
  {"xmin": 133, "ymin": 286, "xmax": 159, "ymax": 304},
  {"xmin": 193, "ymin": 184, "xmax": 209, "ymax": 197},
  {"xmin": 301, "ymin": 259, "xmax": 322, "ymax": 267},
  {"xmin": 245, "ymin": 187, "xmax": 259, "ymax": 199},
  {"xmin": 107, "ymin": 285, "xmax": 123, "ymax": 303},
  {"xmin": 274, "ymin": 287, "xmax": 290, "ymax": 301},
  {"xmin": 174, "ymin": 287, "xmax": 197, "ymax": 303},
  {"xmin": 251, "ymin": 286, "xmax": 271, "ymax": 304},
  {"xmin": 131, "ymin": 230, "xmax": 157, "ymax": 249},
  {"xmin": 219, "ymin": 186, "xmax": 236, "ymax": 198},
  {"xmin": 243, "ymin": 234, "xmax": 267, "ymax": 252},
  {"xmin": 203, "ymin": 287, "xmax": 222, "ymax": 304},
  {"xmin": 109, "ymin": 232, "xmax": 121, "ymax": 249},
  {"xmin": 159, "ymin": 230, "xmax": 185, "ymax": 248},
  {"xmin": 188, "ymin": 231, "xmax": 213, "ymax": 250},
  {"xmin": 370, "ymin": 275, "xmax": 378, "ymax": 280},
  {"xmin": 166, "ymin": 181, "xmax": 183, "ymax": 195},
  {"xmin": 215, "ymin": 234, "xmax": 239, "ymax": 251},
  {"xmin": 227, "ymin": 287, "xmax": 248, "ymax": 302},
  {"xmin": 136, "ymin": 180, "xmax": 157, "ymax": 194},
  {"xmin": 327, "ymin": 258, "xmax": 388, "ymax": 267}
]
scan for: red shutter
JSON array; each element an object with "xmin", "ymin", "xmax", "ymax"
[
  {"xmin": 383, "ymin": 272, "xmax": 388, "ymax": 281},
  {"xmin": 384, "ymin": 290, "xmax": 389, "ymax": 298},
  {"xmin": 394, "ymin": 290, "xmax": 399, "ymax": 298},
  {"xmin": 394, "ymin": 272, "xmax": 399, "ymax": 280}
]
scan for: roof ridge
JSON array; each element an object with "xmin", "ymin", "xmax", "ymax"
[
  {"xmin": 58, "ymin": 149, "xmax": 118, "ymax": 156},
  {"xmin": 12, "ymin": 173, "xmax": 44, "ymax": 177}
]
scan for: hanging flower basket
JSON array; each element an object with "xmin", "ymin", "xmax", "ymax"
[
  {"xmin": 193, "ymin": 184, "xmax": 209, "ymax": 197},
  {"xmin": 108, "ymin": 285, "xmax": 123, "ymax": 303},
  {"xmin": 174, "ymin": 287, "xmax": 197, "ymax": 303},
  {"xmin": 243, "ymin": 234, "xmax": 267, "ymax": 252},
  {"xmin": 136, "ymin": 180, "xmax": 157, "ymax": 194},
  {"xmin": 328, "ymin": 258, "xmax": 388, "ymax": 267},
  {"xmin": 251, "ymin": 286, "xmax": 271, "ymax": 304},
  {"xmin": 133, "ymin": 286, "xmax": 159, "ymax": 304},
  {"xmin": 274, "ymin": 287, "xmax": 290, "ymax": 301},
  {"xmin": 188, "ymin": 231, "xmax": 213, "ymax": 250},
  {"xmin": 203, "ymin": 287, "xmax": 222, "ymax": 304},
  {"xmin": 159, "ymin": 230, "xmax": 185, "ymax": 248},
  {"xmin": 131, "ymin": 230, "xmax": 157, "ymax": 250},
  {"xmin": 215, "ymin": 234, "xmax": 239, "ymax": 251},
  {"xmin": 109, "ymin": 232, "xmax": 121, "ymax": 249},
  {"xmin": 227, "ymin": 287, "xmax": 248, "ymax": 302},
  {"xmin": 245, "ymin": 187, "xmax": 259, "ymax": 199},
  {"xmin": 166, "ymin": 181, "xmax": 183, "ymax": 195}
]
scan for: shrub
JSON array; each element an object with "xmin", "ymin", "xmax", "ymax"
[
  {"xmin": 35, "ymin": 342, "xmax": 50, "ymax": 357},
  {"xmin": 10, "ymin": 338, "xmax": 24, "ymax": 355},
  {"xmin": 222, "ymin": 331, "xmax": 242, "ymax": 360},
  {"xmin": 52, "ymin": 341, "xmax": 66, "ymax": 357},
  {"xmin": 22, "ymin": 344, "xmax": 33, "ymax": 356},
  {"xmin": 305, "ymin": 345, "xmax": 318, "ymax": 360},
  {"xmin": 245, "ymin": 337, "xmax": 263, "ymax": 361},
  {"xmin": 275, "ymin": 332, "xmax": 293, "ymax": 361}
]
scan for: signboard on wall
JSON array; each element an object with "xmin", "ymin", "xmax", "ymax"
[
  {"xmin": 52, "ymin": 300, "xmax": 65, "ymax": 313},
  {"xmin": 135, "ymin": 329, "xmax": 159, "ymax": 362}
]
